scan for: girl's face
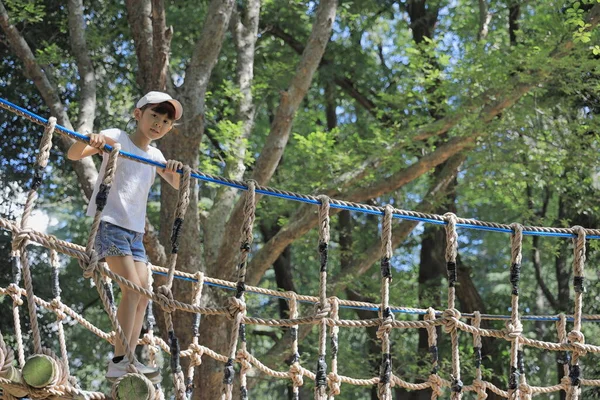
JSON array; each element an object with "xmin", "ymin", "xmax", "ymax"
[{"xmin": 134, "ymin": 106, "xmax": 174, "ymax": 140}]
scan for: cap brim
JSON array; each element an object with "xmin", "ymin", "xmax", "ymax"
[{"xmin": 165, "ymin": 99, "xmax": 183, "ymax": 120}]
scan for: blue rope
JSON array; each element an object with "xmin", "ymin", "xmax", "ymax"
[{"xmin": 1, "ymin": 97, "xmax": 597, "ymax": 239}]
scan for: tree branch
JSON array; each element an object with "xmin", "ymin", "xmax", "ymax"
[
  {"xmin": 183, "ymin": 0, "xmax": 235, "ymax": 140},
  {"xmin": 151, "ymin": 0, "xmax": 172, "ymax": 90},
  {"xmin": 213, "ymin": 0, "xmax": 338, "ymax": 279},
  {"xmin": 0, "ymin": 0, "xmax": 97, "ymax": 198},
  {"xmin": 264, "ymin": 23, "xmax": 380, "ymax": 117},
  {"xmin": 478, "ymin": 0, "xmax": 492, "ymax": 41},
  {"xmin": 125, "ymin": 0, "xmax": 153, "ymax": 92},
  {"xmin": 67, "ymin": 0, "xmax": 96, "ymax": 134},
  {"xmin": 204, "ymin": 0, "xmax": 261, "ymax": 265}
]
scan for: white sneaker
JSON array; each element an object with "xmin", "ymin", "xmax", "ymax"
[
  {"xmin": 106, "ymin": 358, "xmax": 129, "ymax": 380},
  {"xmin": 106, "ymin": 358, "xmax": 161, "ymax": 384}
]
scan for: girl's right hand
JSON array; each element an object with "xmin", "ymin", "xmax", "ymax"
[{"xmin": 88, "ymin": 133, "xmax": 107, "ymax": 149}]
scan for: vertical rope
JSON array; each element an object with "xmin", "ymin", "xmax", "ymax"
[
  {"xmin": 222, "ymin": 181, "xmax": 256, "ymax": 400},
  {"xmin": 426, "ymin": 307, "xmax": 443, "ymax": 399},
  {"xmin": 186, "ymin": 271, "xmax": 205, "ymax": 398},
  {"xmin": 567, "ymin": 226, "xmax": 586, "ymax": 400},
  {"xmin": 443, "ymin": 212, "xmax": 462, "ymax": 399},
  {"xmin": 377, "ymin": 205, "xmax": 393, "ymax": 400},
  {"xmin": 472, "ymin": 312, "xmax": 487, "ymax": 399},
  {"xmin": 156, "ymin": 165, "xmax": 191, "ymax": 400},
  {"xmin": 557, "ymin": 314, "xmax": 571, "ymax": 394},
  {"xmin": 50, "ymin": 250, "xmax": 70, "ymax": 377},
  {"xmin": 288, "ymin": 293, "xmax": 304, "ymax": 399},
  {"xmin": 15, "ymin": 117, "xmax": 56, "ymax": 355},
  {"xmin": 315, "ymin": 195, "xmax": 331, "ymax": 400},
  {"xmin": 143, "ymin": 264, "xmax": 157, "ymax": 368},
  {"xmin": 508, "ymin": 224, "xmax": 524, "ymax": 400},
  {"xmin": 327, "ymin": 298, "xmax": 341, "ymax": 398}
]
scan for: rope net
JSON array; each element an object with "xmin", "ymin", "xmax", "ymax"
[{"xmin": 0, "ymin": 101, "xmax": 600, "ymax": 399}]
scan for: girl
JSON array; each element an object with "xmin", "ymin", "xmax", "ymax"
[{"xmin": 68, "ymin": 91, "xmax": 184, "ymax": 383}]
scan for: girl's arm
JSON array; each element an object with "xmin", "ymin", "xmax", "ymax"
[
  {"xmin": 157, "ymin": 160, "xmax": 183, "ymax": 189},
  {"xmin": 67, "ymin": 133, "xmax": 117, "ymax": 160}
]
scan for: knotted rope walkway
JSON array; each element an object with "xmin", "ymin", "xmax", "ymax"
[{"xmin": 1, "ymin": 100, "xmax": 600, "ymax": 399}]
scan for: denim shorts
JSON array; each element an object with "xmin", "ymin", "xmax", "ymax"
[{"xmin": 95, "ymin": 221, "xmax": 147, "ymax": 263}]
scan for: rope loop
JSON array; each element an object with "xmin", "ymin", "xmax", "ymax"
[
  {"xmin": 313, "ymin": 300, "xmax": 331, "ymax": 320},
  {"xmin": 289, "ymin": 362, "xmax": 304, "ymax": 387},
  {"xmin": 327, "ymin": 371, "xmax": 341, "ymax": 396},
  {"xmin": 156, "ymin": 285, "xmax": 177, "ymax": 314},
  {"xmin": 80, "ymin": 249, "xmax": 99, "ymax": 279},
  {"xmin": 49, "ymin": 298, "xmax": 66, "ymax": 321},
  {"xmin": 376, "ymin": 312, "xmax": 395, "ymax": 341},
  {"xmin": 7, "ymin": 283, "xmax": 23, "ymax": 305},
  {"xmin": 11, "ymin": 229, "xmax": 32, "ymax": 253},
  {"xmin": 568, "ymin": 330, "xmax": 587, "ymax": 354},
  {"xmin": 505, "ymin": 319, "xmax": 523, "ymax": 340},
  {"xmin": 472, "ymin": 379, "xmax": 488, "ymax": 399},
  {"xmin": 428, "ymin": 373, "xmax": 445, "ymax": 397},
  {"xmin": 442, "ymin": 308, "xmax": 461, "ymax": 333},
  {"xmin": 227, "ymin": 296, "xmax": 247, "ymax": 320}
]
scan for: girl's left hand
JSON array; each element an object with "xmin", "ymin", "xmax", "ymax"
[{"xmin": 164, "ymin": 160, "xmax": 183, "ymax": 173}]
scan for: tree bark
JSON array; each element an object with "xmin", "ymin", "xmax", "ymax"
[{"xmin": 0, "ymin": 0, "xmax": 98, "ymax": 198}]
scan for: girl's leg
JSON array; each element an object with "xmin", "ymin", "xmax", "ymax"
[
  {"xmin": 105, "ymin": 255, "xmax": 143, "ymax": 357},
  {"xmin": 128, "ymin": 261, "xmax": 150, "ymax": 351}
]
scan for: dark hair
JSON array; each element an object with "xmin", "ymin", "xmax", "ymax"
[{"xmin": 141, "ymin": 101, "xmax": 176, "ymax": 120}]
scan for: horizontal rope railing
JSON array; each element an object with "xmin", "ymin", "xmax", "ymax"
[
  {"xmin": 2, "ymin": 217, "xmax": 600, "ymax": 323},
  {"xmin": 2, "ymin": 97, "xmax": 600, "ymax": 240}
]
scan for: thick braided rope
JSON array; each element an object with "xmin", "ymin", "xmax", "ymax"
[
  {"xmin": 557, "ymin": 314, "xmax": 571, "ymax": 392},
  {"xmin": 444, "ymin": 213, "xmax": 462, "ymax": 399},
  {"xmin": 186, "ymin": 271, "xmax": 205, "ymax": 397},
  {"xmin": 288, "ymin": 293, "xmax": 304, "ymax": 399},
  {"xmin": 315, "ymin": 195, "xmax": 331, "ymax": 400},
  {"xmin": 13, "ymin": 117, "xmax": 56, "ymax": 355},
  {"xmin": 238, "ymin": 181, "xmax": 256, "ymax": 400},
  {"xmin": 143, "ymin": 265, "xmax": 159, "ymax": 369},
  {"xmin": 425, "ymin": 307, "xmax": 443, "ymax": 399},
  {"xmin": 508, "ymin": 224, "xmax": 524, "ymax": 399},
  {"xmin": 328, "ymin": 298, "xmax": 341, "ymax": 398},
  {"xmin": 49, "ymin": 249, "xmax": 71, "ymax": 378},
  {"xmin": 377, "ymin": 205, "xmax": 393, "ymax": 400},
  {"xmin": 567, "ymin": 226, "xmax": 587, "ymax": 400},
  {"xmin": 8, "ymin": 282, "xmax": 25, "ymax": 368},
  {"xmin": 221, "ymin": 180, "xmax": 256, "ymax": 400},
  {"xmin": 471, "ymin": 312, "xmax": 487, "ymax": 399},
  {"xmin": 158, "ymin": 164, "xmax": 191, "ymax": 400}
]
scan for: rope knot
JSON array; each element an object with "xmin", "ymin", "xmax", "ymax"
[
  {"xmin": 442, "ymin": 308, "xmax": 461, "ymax": 333},
  {"xmin": 505, "ymin": 320, "xmax": 523, "ymax": 340},
  {"xmin": 327, "ymin": 372, "xmax": 341, "ymax": 396},
  {"xmin": 7, "ymin": 283, "xmax": 23, "ymax": 305},
  {"xmin": 80, "ymin": 249, "xmax": 99, "ymax": 279},
  {"xmin": 227, "ymin": 296, "xmax": 247, "ymax": 320},
  {"xmin": 519, "ymin": 382, "xmax": 532, "ymax": 396},
  {"xmin": 236, "ymin": 349, "xmax": 252, "ymax": 373},
  {"xmin": 568, "ymin": 330, "xmax": 586, "ymax": 353},
  {"xmin": 313, "ymin": 301, "xmax": 331, "ymax": 320},
  {"xmin": 428, "ymin": 373, "xmax": 444, "ymax": 397},
  {"xmin": 376, "ymin": 313, "xmax": 395, "ymax": 340},
  {"xmin": 289, "ymin": 362, "xmax": 304, "ymax": 387},
  {"xmin": 189, "ymin": 343, "xmax": 204, "ymax": 367},
  {"xmin": 473, "ymin": 379, "xmax": 488, "ymax": 399},
  {"xmin": 156, "ymin": 285, "xmax": 177, "ymax": 313},
  {"xmin": 12, "ymin": 229, "xmax": 32, "ymax": 252},
  {"xmin": 49, "ymin": 298, "xmax": 66, "ymax": 321}
]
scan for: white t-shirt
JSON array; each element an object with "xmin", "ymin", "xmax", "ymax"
[{"xmin": 86, "ymin": 128, "xmax": 166, "ymax": 233}]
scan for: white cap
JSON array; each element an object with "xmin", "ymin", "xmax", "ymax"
[{"xmin": 136, "ymin": 91, "xmax": 183, "ymax": 120}]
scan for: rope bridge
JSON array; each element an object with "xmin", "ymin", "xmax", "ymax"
[{"xmin": 0, "ymin": 98, "xmax": 600, "ymax": 399}]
